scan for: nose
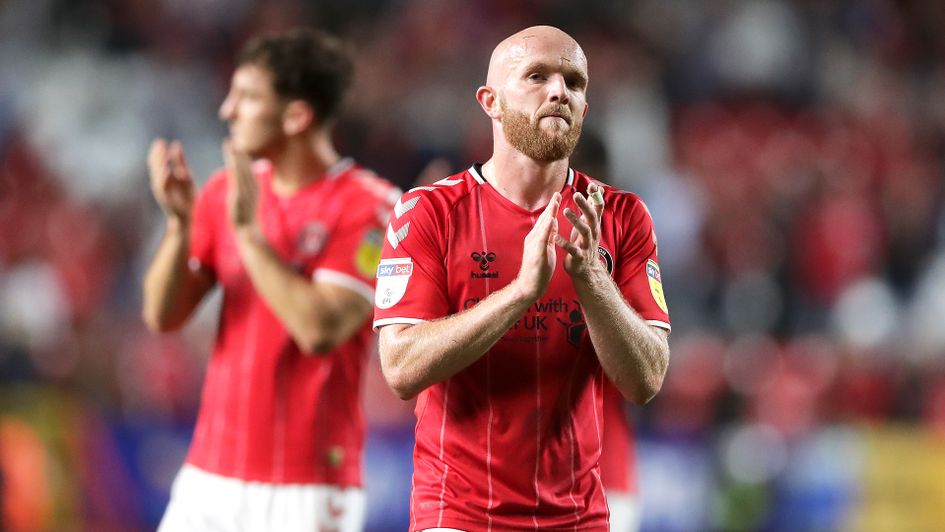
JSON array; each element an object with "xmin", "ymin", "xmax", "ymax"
[
  {"xmin": 547, "ymin": 74, "xmax": 570, "ymax": 105},
  {"xmin": 219, "ymin": 93, "xmax": 236, "ymax": 121}
]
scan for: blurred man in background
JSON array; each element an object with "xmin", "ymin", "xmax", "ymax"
[
  {"xmin": 142, "ymin": 28, "xmax": 396, "ymax": 531},
  {"xmin": 373, "ymin": 25, "xmax": 670, "ymax": 530}
]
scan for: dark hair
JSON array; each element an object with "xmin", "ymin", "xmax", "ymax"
[{"xmin": 237, "ymin": 28, "xmax": 354, "ymax": 126}]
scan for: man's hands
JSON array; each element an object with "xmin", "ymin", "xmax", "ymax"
[
  {"xmin": 556, "ymin": 182, "xmax": 606, "ymax": 280},
  {"xmin": 514, "ymin": 192, "xmax": 561, "ymax": 300},
  {"xmin": 143, "ymin": 138, "xmax": 214, "ymax": 333},
  {"xmin": 148, "ymin": 137, "xmax": 261, "ymax": 233},
  {"xmin": 513, "ymin": 183, "xmax": 607, "ymax": 301},
  {"xmin": 148, "ymin": 139, "xmax": 196, "ymax": 224},
  {"xmin": 223, "ymin": 139, "xmax": 259, "ymax": 232}
]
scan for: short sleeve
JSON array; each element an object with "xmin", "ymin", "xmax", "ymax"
[
  {"xmin": 188, "ymin": 174, "xmax": 221, "ymax": 278},
  {"xmin": 614, "ymin": 197, "xmax": 670, "ymax": 331},
  {"xmin": 311, "ymin": 196, "xmax": 390, "ymax": 305},
  {"xmin": 373, "ymin": 190, "xmax": 450, "ymax": 329}
]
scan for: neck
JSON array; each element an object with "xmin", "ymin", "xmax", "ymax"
[
  {"xmin": 266, "ymin": 130, "xmax": 341, "ymax": 196},
  {"xmin": 481, "ymin": 142, "xmax": 569, "ymax": 211}
]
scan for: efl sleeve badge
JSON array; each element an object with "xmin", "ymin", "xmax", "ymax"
[{"xmin": 645, "ymin": 259, "xmax": 668, "ymax": 314}]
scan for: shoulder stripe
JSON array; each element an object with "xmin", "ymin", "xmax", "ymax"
[
  {"xmin": 434, "ymin": 177, "xmax": 464, "ymax": 186},
  {"xmin": 386, "ymin": 221, "xmax": 410, "ymax": 249},
  {"xmin": 394, "ymin": 196, "xmax": 421, "ymax": 218}
]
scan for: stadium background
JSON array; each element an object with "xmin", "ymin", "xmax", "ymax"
[{"xmin": 2, "ymin": 0, "xmax": 945, "ymax": 530}]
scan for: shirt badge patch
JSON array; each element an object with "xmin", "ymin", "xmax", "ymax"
[
  {"xmin": 646, "ymin": 259, "xmax": 668, "ymax": 314},
  {"xmin": 375, "ymin": 258, "xmax": 413, "ymax": 309},
  {"xmin": 355, "ymin": 229, "xmax": 383, "ymax": 278},
  {"xmin": 298, "ymin": 221, "xmax": 328, "ymax": 256},
  {"xmin": 597, "ymin": 246, "xmax": 614, "ymax": 276}
]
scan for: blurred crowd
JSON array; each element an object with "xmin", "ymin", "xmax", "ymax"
[{"xmin": 2, "ymin": 0, "xmax": 945, "ymax": 530}]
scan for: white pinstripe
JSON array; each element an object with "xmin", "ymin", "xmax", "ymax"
[
  {"xmin": 474, "ymin": 187, "xmax": 495, "ymax": 531},
  {"xmin": 565, "ymin": 355, "xmax": 581, "ymax": 529},
  {"xmin": 210, "ymin": 343, "xmax": 232, "ymax": 472},
  {"xmin": 411, "ymin": 394, "xmax": 432, "ymax": 532},
  {"xmin": 436, "ymin": 379, "xmax": 451, "ymax": 527},
  {"xmin": 592, "ymin": 371, "xmax": 603, "ymax": 453},
  {"xmin": 272, "ymin": 368, "xmax": 286, "ymax": 482},
  {"xmin": 234, "ymin": 311, "xmax": 259, "ymax": 478},
  {"xmin": 592, "ymin": 371, "xmax": 607, "ymax": 524},
  {"xmin": 532, "ymin": 212, "xmax": 542, "ymax": 530}
]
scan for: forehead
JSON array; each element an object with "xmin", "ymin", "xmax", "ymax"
[
  {"xmin": 231, "ymin": 63, "xmax": 276, "ymax": 92},
  {"xmin": 505, "ymin": 34, "xmax": 587, "ymax": 75}
]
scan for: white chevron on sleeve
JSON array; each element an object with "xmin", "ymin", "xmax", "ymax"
[
  {"xmin": 394, "ymin": 196, "xmax": 421, "ymax": 218},
  {"xmin": 433, "ymin": 178, "xmax": 463, "ymax": 186},
  {"xmin": 386, "ymin": 222, "xmax": 410, "ymax": 249}
]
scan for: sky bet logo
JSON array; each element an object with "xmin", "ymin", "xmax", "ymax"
[{"xmin": 377, "ymin": 261, "xmax": 413, "ymax": 277}]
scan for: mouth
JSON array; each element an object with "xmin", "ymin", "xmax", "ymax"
[{"xmin": 540, "ymin": 114, "xmax": 571, "ymax": 125}]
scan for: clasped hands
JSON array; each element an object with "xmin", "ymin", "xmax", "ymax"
[{"xmin": 516, "ymin": 183, "xmax": 606, "ymax": 300}]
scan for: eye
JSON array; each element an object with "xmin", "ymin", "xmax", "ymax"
[
  {"xmin": 527, "ymin": 72, "xmax": 545, "ymax": 82},
  {"xmin": 566, "ymin": 76, "xmax": 587, "ymax": 90}
]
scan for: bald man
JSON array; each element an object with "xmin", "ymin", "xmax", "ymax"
[{"xmin": 373, "ymin": 26, "xmax": 671, "ymax": 531}]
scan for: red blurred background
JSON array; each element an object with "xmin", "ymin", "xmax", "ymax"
[{"xmin": 2, "ymin": 1, "xmax": 945, "ymax": 530}]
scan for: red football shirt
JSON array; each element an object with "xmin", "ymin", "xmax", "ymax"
[
  {"xmin": 600, "ymin": 382, "xmax": 637, "ymax": 494},
  {"xmin": 373, "ymin": 165, "xmax": 670, "ymax": 530},
  {"xmin": 186, "ymin": 158, "xmax": 397, "ymax": 485}
]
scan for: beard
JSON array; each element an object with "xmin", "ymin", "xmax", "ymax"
[{"xmin": 499, "ymin": 98, "xmax": 582, "ymax": 162}]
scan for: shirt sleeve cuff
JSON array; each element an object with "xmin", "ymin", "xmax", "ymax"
[
  {"xmin": 373, "ymin": 317, "xmax": 427, "ymax": 331},
  {"xmin": 312, "ymin": 269, "xmax": 374, "ymax": 304},
  {"xmin": 646, "ymin": 319, "xmax": 671, "ymax": 332}
]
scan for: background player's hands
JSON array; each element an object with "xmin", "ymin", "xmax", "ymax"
[
  {"xmin": 515, "ymin": 192, "xmax": 561, "ymax": 300},
  {"xmin": 148, "ymin": 138, "xmax": 196, "ymax": 224},
  {"xmin": 556, "ymin": 183, "xmax": 605, "ymax": 280},
  {"xmin": 223, "ymin": 139, "xmax": 259, "ymax": 231}
]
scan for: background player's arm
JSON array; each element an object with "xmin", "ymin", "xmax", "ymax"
[
  {"xmin": 224, "ymin": 141, "xmax": 372, "ymax": 354},
  {"xmin": 234, "ymin": 230, "xmax": 373, "ymax": 354},
  {"xmin": 142, "ymin": 139, "xmax": 215, "ymax": 332},
  {"xmin": 557, "ymin": 186, "xmax": 670, "ymax": 404},
  {"xmin": 378, "ymin": 193, "xmax": 562, "ymax": 400}
]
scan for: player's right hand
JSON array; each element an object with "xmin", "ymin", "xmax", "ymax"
[
  {"xmin": 148, "ymin": 138, "xmax": 196, "ymax": 224},
  {"xmin": 515, "ymin": 192, "xmax": 561, "ymax": 300}
]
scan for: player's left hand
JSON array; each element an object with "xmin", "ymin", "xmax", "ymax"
[
  {"xmin": 223, "ymin": 138, "xmax": 259, "ymax": 230},
  {"xmin": 555, "ymin": 182, "xmax": 605, "ymax": 280}
]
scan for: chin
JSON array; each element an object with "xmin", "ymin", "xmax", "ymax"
[
  {"xmin": 235, "ymin": 141, "xmax": 265, "ymax": 159},
  {"xmin": 539, "ymin": 122, "xmax": 569, "ymax": 135}
]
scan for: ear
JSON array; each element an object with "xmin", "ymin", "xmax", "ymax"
[
  {"xmin": 283, "ymin": 100, "xmax": 315, "ymax": 136},
  {"xmin": 476, "ymin": 86, "xmax": 501, "ymax": 120}
]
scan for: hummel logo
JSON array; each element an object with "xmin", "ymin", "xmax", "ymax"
[
  {"xmin": 471, "ymin": 251, "xmax": 496, "ymax": 271},
  {"xmin": 394, "ymin": 196, "xmax": 420, "ymax": 218},
  {"xmin": 387, "ymin": 222, "xmax": 410, "ymax": 249}
]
